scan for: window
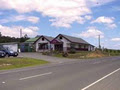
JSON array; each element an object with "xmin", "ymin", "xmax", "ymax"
[
  {"xmin": 79, "ymin": 45, "xmax": 81, "ymax": 48},
  {"xmin": 42, "ymin": 37, "xmax": 44, "ymax": 41},
  {"xmin": 59, "ymin": 36, "xmax": 62, "ymax": 39}
]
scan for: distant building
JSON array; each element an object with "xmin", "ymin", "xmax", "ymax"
[
  {"xmin": 0, "ymin": 42, "xmax": 18, "ymax": 52},
  {"xmin": 24, "ymin": 34, "xmax": 95, "ymax": 52},
  {"xmin": 51, "ymin": 34, "xmax": 94, "ymax": 52},
  {"xmin": 24, "ymin": 35, "xmax": 54, "ymax": 52}
]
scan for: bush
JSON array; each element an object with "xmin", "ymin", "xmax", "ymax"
[
  {"xmin": 52, "ymin": 50, "xmax": 60, "ymax": 54},
  {"xmin": 62, "ymin": 52, "xmax": 68, "ymax": 57},
  {"xmin": 42, "ymin": 51, "xmax": 51, "ymax": 56},
  {"xmin": 69, "ymin": 48, "xmax": 76, "ymax": 54}
]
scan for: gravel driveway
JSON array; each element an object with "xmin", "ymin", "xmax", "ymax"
[{"xmin": 19, "ymin": 52, "xmax": 77, "ymax": 63}]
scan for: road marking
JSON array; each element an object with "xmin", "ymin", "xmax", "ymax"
[
  {"xmin": 0, "ymin": 63, "xmax": 55, "ymax": 75},
  {"xmin": 2, "ymin": 82, "xmax": 5, "ymax": 84},
  {"xmin": 19, "ymin": 72, "xmax": 52, "ymax": 80},
  {"xmin": 81, "ymin": 67, "xmax": 120, "ymax": 90}
]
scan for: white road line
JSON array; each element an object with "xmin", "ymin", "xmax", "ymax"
[
  {"xmin": 81, "ymin": 67, "xmax": 120, "ymax": 90},
  {"xmin": 19, "ymin": 72, "xmax": 52, "ymax": 80},
  {"xmin": 2, "ymin": 82, "xmax": 5, "ymax": 84},
  {"xmin": 0, "ymin": 63, "xmax": 55, "ymax": 75}
]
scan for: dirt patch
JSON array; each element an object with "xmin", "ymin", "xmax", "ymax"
[{"xmin": 86, "ymin": 50, "xmax": 106, "ymax": 58}]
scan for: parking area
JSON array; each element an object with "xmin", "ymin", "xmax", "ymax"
[{"xmin": 19, "ymin": 52, "xmax": 77, "ymax": 63}]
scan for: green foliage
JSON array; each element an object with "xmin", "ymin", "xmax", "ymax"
[
  {"xmin": 42, "ymin": 51, "xmax": 52, "ymax": 56},
  {"xmin": 69, "ymin": 48, "xmax": 76, "ymax": 54},
  {"xmin": 52, "ymin": 50, "xmax": 61, "ymax": 54},
  {"xmin": 0, "ymin": 34, "xmax": 29, "ymax": 43},
  {"xmin": 103, "ymin": 48, "xmax": 120, "ymax": 56},
  {"xmin": 0, "ymin": 57, "xmax": 48, "ymax": 70},
  {"xmin": 62, "ymin": 52, "xmax": 68, "ymax": 57}
]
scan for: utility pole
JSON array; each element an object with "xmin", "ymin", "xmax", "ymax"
[
  {"xmin": 98, "ymin": 35, "xmax": 101, "ymax": 49},
  {"xmin": 20, "ymin": 29, "xmax": 22, "ymax": 38}
]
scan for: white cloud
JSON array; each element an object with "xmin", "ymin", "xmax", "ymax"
[
  {"xmin": 74, "ymin": 27, "xmax": 104, "ymax": 38},
  {"xmin": 86, "ymin": 0, "xmax": 115, "ymax": 7},
  {"xmin": 0, "ymin": 25, "xmax": 39, "ymax": 37},
  {"xmin": 27, "ymin": 16, "xmax": 39, "ymax": 23},
  {"xmin": 50, "ymin": 16, "xmax": 85, "ymax": 28},
  {"xmin": 111, "ymin": 38, "xmax": 120, "ymax": 41},
  {"xmin": 91, "ymin": 16, "xmax": 117, "ymax": 29},
  {"xmin": 0, "ymin": 0, "xmax": 114, "ymax": 28},
  {"xmin": 92, "ymin": 16, "xmax": 114, "ymax": 24},
  {"xmin": 114, "ymin": 44, "xmax": 120, "ymax": 47},
  {"xmin": 107, "ymin": 23, "xmax": 117, "ymax": 29},
  {"xmin": 0, "ymin": 15, "xmax": 40, "ymax": 24},
  {"xmin": 0, "ymin": 19, "xmax": 9, "ymax": 23},
  {"xmin": 84, "ymin": 15, "xmax": 92, "ymax": 20}
]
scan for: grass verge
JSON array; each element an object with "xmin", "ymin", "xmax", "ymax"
[
  {"xmin": 54, "ymin": 50, "xmax": 120, "ymax": 59},
  {"xmin": 0, "ymin": 57, "xmax": 49, "ymax": 70}
]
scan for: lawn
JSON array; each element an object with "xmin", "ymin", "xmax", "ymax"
[{"xmin": 0, "ymin": 57, "xmax": 49, "ymax": 70}]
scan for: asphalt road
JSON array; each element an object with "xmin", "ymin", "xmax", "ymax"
[
  {"xmin": 0, "ymin": 56, "xmax": 120, "ymax": 90},
  {"xmin": 19, "ymin": 52, "xmax": 77, "ymax": 63}
]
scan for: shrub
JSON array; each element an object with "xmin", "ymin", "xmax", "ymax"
[
  {"xmin": 42, "ymin": 51, "xmax": 51, "ymax": 56},
  {"xmin": 69, "ymin": 48, "xmax": 76, "ymax": 54},
  {"xmin": 52, "ymin": 50, "xmax": 60, "ymax": 54},
  {"xmin": 62, "ymin": 52, "xmax": 68, "ymax": 57}
]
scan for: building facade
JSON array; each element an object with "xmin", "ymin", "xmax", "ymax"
[
  {"xmin": 51, "ymin": 34, "xmax": 94, "ymax": 52},
  {"xmin": 24, "ymin": 34, "xmax": 95, "ymax": 52}
]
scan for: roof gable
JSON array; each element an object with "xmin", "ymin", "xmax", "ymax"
[
  {"xmin": 58, "ymin": 34, "xmax": 90, "ymax": 44},
  {"xmin": 34, "ymin": 35, "xmax": 54, "ymax": 43}
]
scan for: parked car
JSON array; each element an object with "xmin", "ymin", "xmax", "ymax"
[
  {"xmin": 1, "ymin": 47, "xmax": 18, "ymax": 57},
  {"xmin": 0, "ymin": 51, "xmax": 6, "ymax": 58}
]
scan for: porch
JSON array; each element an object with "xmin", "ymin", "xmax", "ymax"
[
  {"xmin": 50, "ymin": 39, "xmax": 63, "ymax": 51},
  {"xmin": 38, "ymin": 43, "xmax": 49, "ymax": 52}
]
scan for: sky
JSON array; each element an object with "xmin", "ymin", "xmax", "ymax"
[{"xmin": 0, "ymin": 0, "xmax": 120, "ymax": 49}]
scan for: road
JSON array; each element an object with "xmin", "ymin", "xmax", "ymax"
[
  {"xmin": 0, "ymin": 56, "xmax": 120, "ymax": 90},
  {"xmin": 19, "ymin": 52, "xmax": 77, "ymax": 63}
]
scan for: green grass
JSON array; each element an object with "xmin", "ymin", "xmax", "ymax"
[
  {"xmin": 0, "ymin": 57, "xmax": 49, "ymax": 70},
  {"xmin": 54, "ymin": 53, "xmax": 64, "ymax": 58},
  {"xmin": 54, "ymin": 51, "xmax": 120, "ymax": 59}
]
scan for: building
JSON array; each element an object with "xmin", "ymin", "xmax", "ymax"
[
  {"xmin": 25, "ymin": 34, "xmax": 95, "ymax": 52},
  {"xmin": 24, "ymin": 35, "xmax": 54, "ymax": 52},
  {"xmin": 35, "ymin": 35, "xmax": 54, "ymax": 52},
  {"xmin": 0, "ymin": 42, "xmax": 18, "ymax": 52},
  {"xmin": 21, "ymin": 37, "xmax": 39, "ymax": 52},
  {"xmin": 51, "ymin": 34, "xmax": 94, "ymax": 52}
]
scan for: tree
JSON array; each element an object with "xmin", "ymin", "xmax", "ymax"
[{"xmin": 24, "ymin": 34, "xmax": 28, "ymax": 39}]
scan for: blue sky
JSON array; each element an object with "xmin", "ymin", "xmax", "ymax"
[{"xmin": 0, "ymin": 0, "xmax": 120, "ymax": 49}]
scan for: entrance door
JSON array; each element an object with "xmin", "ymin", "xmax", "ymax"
[
  {"xmin": 55, "ymin": 44, "xmax": 63, "ymax": 51},
  {"xmin": 38, "ymin": 43, "xmax": 48, "ymax": 50}
]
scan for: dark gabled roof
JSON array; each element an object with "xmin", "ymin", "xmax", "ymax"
[
  {"xmin": 25, "ymin": 35, "xmax": 54, "ymax": 44},
  {"xmin": 36, "ymin": 35, "xmax": 54, "ymax": 42},
  {"xmin": 59, "ymin": 34, "xmax": 90, "ymax": 45},
  {"xmin": 43, "ymin": 36, "xmax": 54, "ymax": 41}
]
